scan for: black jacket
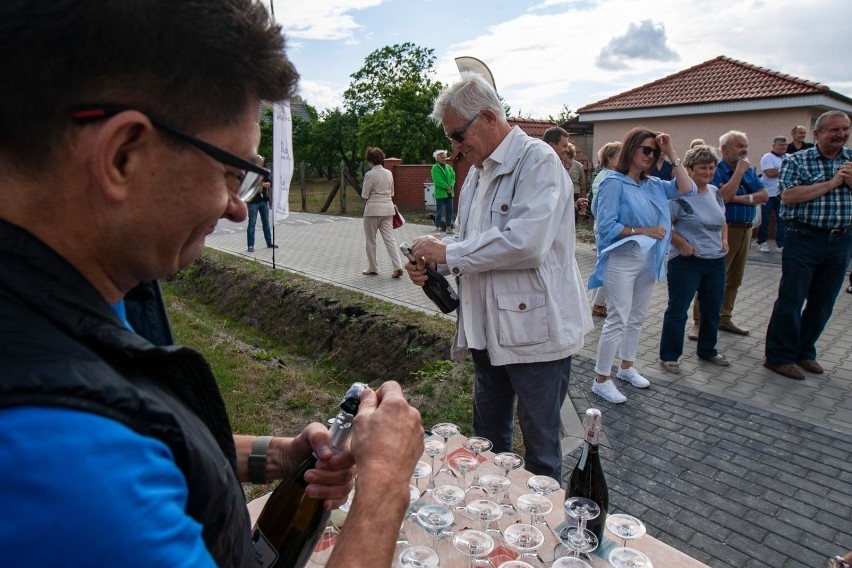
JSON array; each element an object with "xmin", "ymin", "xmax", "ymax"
[{"xmin": 0, "ymin": 219, "xmax": 251, "ymax": 566}]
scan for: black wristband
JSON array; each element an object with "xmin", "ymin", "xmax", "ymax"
[{"xmin": 249, "ymin": 436, "xmax": 274, "ymax": 484}]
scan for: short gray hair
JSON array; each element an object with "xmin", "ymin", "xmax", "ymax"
[
  {"xmin": 815, "ymin": 110, "xmax": 850, "ymax": 131},
  {"xmin": 430, "ymin": 74, "xmax": 503, "ymax": 125},
  {"xmin": 433, "ymin": 149, "xmax": 448, "ymax": 159},
  {"xmin": 719, "ymin": 130, "xmax": 747, "ymax": 148},
  {"xmin": 772, "ymin": 135, "xmax": 787, "ymax": 144}
]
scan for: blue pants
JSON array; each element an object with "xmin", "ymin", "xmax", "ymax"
[
  {"xmin": 660, "ymin": 255, "xmax": 726, "ymax": 361},
  {"xmin": 435, "ymin": 196, "xmax": 453, "ymax": 229},
  {"xmin": 247, "ymin": 201, "xmax": 272, "ymax": 248},
  {"xmin": 757, "ymin": 196, "xmax": 785, "ymax": 247},
  {"xmin": 765, "ymin": 224, "xmax": 852, "ymax": 364},
  {"xmin": 470, "ymin": 349, "xmax": 571, "ymax": 482}
]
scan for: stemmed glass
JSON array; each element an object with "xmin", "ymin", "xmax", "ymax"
[
  {"xmin": 308, "ymin": 521, "xmax": 339, "ymax": 566},
  {"xmin": 431, "ymin": 423, "xmax": 460, "ymax": 477},
  {"xmin": 397, "ymin": 545, "xmax": 440, "ymax": 568},
  {"xmin": 492, "ymin": 453, "xmax": 524, "ymax": 513},
  {"xmin": 502, "ymin": 523, "xmax": 545, "ymax": 564},
  {"xmin": 552, "ymin": 557, "xmax": 593, "ymax": 568},
  {"xmin": 606, "ymin": 514, "xmax": 650, "ymax": 568},
  {"xmin": 416, "ymin": 504, "xmax": 455, "ymax": 548},
  {"xmin": 480, "ymin": 474, "xmax": 513, "ymax": 513},
  {"xmin": 423, "ymin": 438, "xmax": 445, "ymax": 491},
  {"xmin": 497, "ymin": 562, "xmax": 535, "ymax": 568},
  {"xmin": 462, "ymin": 436, "xmax": 492, "ymax": 489},
  {"xmin": 559, "ymin": 497, "xmax": 600, "ymax": 563},
  {"xmin": 433, "ymin": 483, "xmax": 466, "ymax": 513},
  {"xmin": 449, "ymin": 454, "xmax": 480, "ymax": 499},
  {"xmin": 466, "ymin": 499, "xmax": 503, "ymax": 533},
  {"xmin": 453, "ymin": 529, "xmax": 495, "ymax": 568},
  {"xmin": 527, "ymin": 475, "xmax": 561, "ymax": 498},
  {"xmin": 412, "ymin": 460, "xmax": 432, "ymax": 494},
  {"xmin": 397, "ymin": 484, "xmax": 421, "ymax": 547},
  {"xmin": 515, "ymin": 493, "xmax": 553, "ymax": 526}
]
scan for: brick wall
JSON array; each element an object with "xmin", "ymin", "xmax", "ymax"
[{"xmin": 384, "ymin": 159, "xmax": 463, "ymax": 212}]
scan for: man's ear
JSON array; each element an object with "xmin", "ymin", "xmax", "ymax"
[{"xmin": 89, "ymin": 111, "xmax": 157, "ymax": 203}]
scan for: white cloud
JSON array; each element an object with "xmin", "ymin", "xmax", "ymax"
[
  {"xmin": 596, "ymin": 20, "xmax": 679, "ymax": 71},
  {"xmin": 296, "ymin": 79, "xmax": 345, "ymax": 112},
  {"xmin": 272, "ymin": 0, "xmax": 383, "ymax": 41}
]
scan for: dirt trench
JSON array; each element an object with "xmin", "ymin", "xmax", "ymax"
[{"xmin": 167, "ymin": 253, "xmax": 454, "ymax": 385}]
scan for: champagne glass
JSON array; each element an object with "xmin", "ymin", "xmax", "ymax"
[
  {"xmin": 416, "ymin": 504, "xmax": 455, "ymax": 548},
  {"xmin": 480, "ymin": 474, "xmax": 513, "ymax": 512},
  {"xmin": 412, "ymin": 460, "xmax": 432, "ymax": 494},
  {"xmin": 308, "ymin": 521, "xmax": 339, "ymax": 566},
  {"xmin": 605, "ymin": 514, "xmax": 646, "ymax": 547},
  {"xmin": 466, "ymin": 499, "xmax": 503, "ymax": 533},
  {"xmin": 492, "ymin": 453, "xmax": 524, "ymax": 513},
  {"xmin": 423, "ymin": 438, "xmax": 445, "ymax": 491},
  {"xmin": 431, "ymin": 422, "xmax": 460, "ymax": 477},
  {"xmin": 560, "ymin": 497, "xmax": 600, "ymax": 562},
  {"xmin": 515, "ymin": 493, "xmax": 553, "ymax": 526},
  {"xmin": 609, "ymin": 547, "xmax": 653, "ymax": 568},
  {"xmin": 497, "ymin": 562, "xmax": 535, "ymax": 568},
  {"xmin": 453, "ymin": 529, "xmax": 495, "ymax": 568},
  {"xmin": 502, "ymin": 523, "xmax": 545, "ymax": 563},
  {"xmin": 552, "ymin": 557, "xmax": 593, "ymax": 568},
  {"xmin": 397, "ymin": 484, "xmax": 421, "ymax": 547},
  {"xmin": 462, "ymin": 436, "xmax": 492, "ymax": 489},
  {"xmin": 527, "ymin": 475, "xmax": 561, "ymax": 498},
  {"xmin": 449, "ymin": 454, "xmax": 480, "ymax": 498},
  {"xmin": 433, "ymin": 483, "xmax": 466, "ymax": 512},
  {"xmin": 397, "ymin": 545, "xmax": 440, "ymax": 568}
]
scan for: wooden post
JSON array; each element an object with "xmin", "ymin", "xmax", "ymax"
[
  {"xmin": 299, "ymin": 161, "xmax": 306, "ymax": 212},
  {"xmin": 339, "ymin": 159, "xmax": 347, "ymax": 214}
]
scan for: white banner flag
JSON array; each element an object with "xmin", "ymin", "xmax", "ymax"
[{"xmin": 271, "ymin": 100, "xmax": 293, "ymax": 222}]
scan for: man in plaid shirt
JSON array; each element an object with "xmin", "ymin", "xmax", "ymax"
[{"xmin": 764, "ymin": 110, "xmax": 852, "ymax": 380}]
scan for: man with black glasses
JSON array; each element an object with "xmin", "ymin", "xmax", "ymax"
[
  {"xmin": 0, "ymin": 2, "xmax": 424, "ymax": 567},
  {"xmin": 406, "ymin": 76, "xmax": 592, "ymax": 482}
]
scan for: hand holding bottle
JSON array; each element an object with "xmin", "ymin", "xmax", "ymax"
[
  {"xmin": 281, "ymin": 423, "xmax": 356, "ymax": 509},
  {"xmin": 411, "ymin": 235, "xmax": 448, "ymax": 265}
]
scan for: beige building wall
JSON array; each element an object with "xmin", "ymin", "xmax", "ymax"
[{"xmin": 589, "ymin": 107, "xmax": 822, "ymax": 170}]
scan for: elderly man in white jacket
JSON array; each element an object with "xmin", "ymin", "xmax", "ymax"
[{"xmin": 407, "ymin": 75, "xmax": 593, "ymax": 481}]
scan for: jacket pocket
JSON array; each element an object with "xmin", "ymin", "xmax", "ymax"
[{"xmin": 496, "ymin": 291, "xmax": 549, "ymax": 346}]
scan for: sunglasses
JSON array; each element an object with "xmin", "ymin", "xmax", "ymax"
[
  {"xmin": 70, "ymin": 104, "xmax": 270, "ymax": 202},
  {"xmin": 638, "ymin": 145, "xmax": 659, "ymax": 156},
  {"xmin": 447, "ymin": 114, "xmax": 480, "ymax": 144}
]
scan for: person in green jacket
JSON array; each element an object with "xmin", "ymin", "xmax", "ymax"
[{"xmin": 431, "ymin": 149, "xmax": 456, "ymax": 233}]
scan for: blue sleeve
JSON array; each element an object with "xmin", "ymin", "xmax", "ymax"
[
  {"xmin": 594, "ymin": 175, "xmax": 626, "ymax": 250},
  {"xmin": 0, "ymin": 407, "xmax": 217, "ymax": 568}
]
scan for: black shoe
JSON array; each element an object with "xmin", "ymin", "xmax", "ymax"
[
  {"xmin": 247, "ymin": 247, "xmax": 254, "ymax": 252},
  {"xmin": 267, "ymin": 244, "xmax": 279, "ymax": 249}
]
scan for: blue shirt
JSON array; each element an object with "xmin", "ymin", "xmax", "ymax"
[
  {"xmin": 589, "ymin": 171, "xmax": 696, "ymax": 288},
  {"xmin": 0, "ymin": 407, "xmax": 217, "ymax": 567},
  {"xmin": 713, "ymin": 159, "xmax": 764, "ymax": 224},
  {"xmin": 778, "ymin": 145, "xmax": 852, "ymax": 229}
]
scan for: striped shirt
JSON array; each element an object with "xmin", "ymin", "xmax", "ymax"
[{"xmin": 778, "ymin": 145, "xmax": 852, "ymax": 229}]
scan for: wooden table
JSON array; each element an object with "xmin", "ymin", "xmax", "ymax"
[{"xmin": 248, "ymin": 435, "xmax": 708, "ymax": 567}]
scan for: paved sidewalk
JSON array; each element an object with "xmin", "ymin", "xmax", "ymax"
[{"xmin": 206, "ymin": 213, "xmax": 852, "ymax": 567}]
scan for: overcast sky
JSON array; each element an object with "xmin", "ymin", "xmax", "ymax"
[{"xmin": 269, "ymin": 0, "xmax": 852, "ymax": 119}]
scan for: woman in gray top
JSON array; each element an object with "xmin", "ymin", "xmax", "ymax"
[{"xmin": 659, "ymin": 145, "xmax": 730, "ymax": 373}]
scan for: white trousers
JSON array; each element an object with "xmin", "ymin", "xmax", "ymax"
[
  {"xmin": 363, "ymin": 215, "xmax": 402, "ymax": 272},
  {"xmin": 594, "ymin": 248, "xmax": 657, "ymax": 376}
]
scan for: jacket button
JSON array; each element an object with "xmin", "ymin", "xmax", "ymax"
[
  {"xmin": 452, "ymin": 267, "xmax": 460, "ymax": 275},
  {"xmin": 501, "ymin": 204, "xmax": 509, "ymax": 212},
  {"xmin": 518, "ymin": 303, "xmax": 526, "ymax": 310}
]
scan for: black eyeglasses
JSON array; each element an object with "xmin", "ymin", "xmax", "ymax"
[
  {"xmin": 70, "ymin": 104, "xmax": 270, "ymax": 202},
  {"xmin": 447, "ymin": 114, "xmax": 480, "ymax": 144},
  {"xmin": 638, "ymin": 145, "xmax": 660, "ymax": 156}
]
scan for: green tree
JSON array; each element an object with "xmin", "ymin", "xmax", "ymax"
[{"xmin": 344, "ymin": 43, "xmax": 446, "ymax": 164}]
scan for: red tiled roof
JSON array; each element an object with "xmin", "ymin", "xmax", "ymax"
[
  {"xmin": 577, "ymin": 55, "xmax": 830, "ymax": 113},
  {"xmin": 507, "ymin": 117, "xmax": 593, "ymax": 169}
]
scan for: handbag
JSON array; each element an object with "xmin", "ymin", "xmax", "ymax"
[{"xmin": 392, "ymin": 205, "xmax": 405, "ymax": 229}]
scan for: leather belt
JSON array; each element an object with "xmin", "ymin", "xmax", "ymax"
[
  {"xmin": 790, "ymin": 221, "xmax": 850, "ymax": 236},
  {"xmin": 727, "ymin": 222, "xmax": 753, "ymax": 229}
]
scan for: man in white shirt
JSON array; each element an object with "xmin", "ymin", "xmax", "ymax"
[
  {"xmin": 405, "ymin": 76, "xmax": 592, "ymax": 481},
  {"xmin": 757, "ymin": 136, "xmax": 788, "ymax": 252}
]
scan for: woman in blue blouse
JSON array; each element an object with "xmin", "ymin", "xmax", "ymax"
[{"xmin": 589, "ymin": 127, "xmax": 695, "ymax": 404}]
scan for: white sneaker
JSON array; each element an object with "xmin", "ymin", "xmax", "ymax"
[
  {"xmin": 776, "ymin": 246, "xmax": 783, "ymax": 253},
  {"xmin": 592, "ymin": 379, "xmax": 627, "ymax": 404},
  {"xmin": 758, "ymin": 242, "xmax": 770, "ymax": 253},
  {"xmin": 616, "ymin": 367, "xmax": 650, "ymax": 388}
]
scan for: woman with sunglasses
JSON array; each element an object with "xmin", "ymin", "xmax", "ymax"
[{"xmin": 589, "ymin": 127, "xmax": 695, "ymax": 403}]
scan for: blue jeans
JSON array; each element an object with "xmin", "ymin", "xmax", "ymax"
[
  {"xmin": 765, "ymin": 224, "xmax": 852, "ymax": 364},
  {"xmin": 660, "ymin": 256, "xmax": 726, "ymax": 361},
  {"xmin": 435, "ymin": 196, "xmax": 453, "ymax": 229},
  {"xmin": 470, "ymin": 349, "xmax": 571, "ymax": 482},
  {"xmin": 757, "ymin": 196, "xmax": 785, "ymax": 247},
  {"xmin": 247, "ymin": 201, "xmax": 272, "ymax": 247}
]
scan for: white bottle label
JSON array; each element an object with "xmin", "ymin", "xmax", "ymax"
[{"xmin": 251, "ymin": 528, "xmax": 279, "ymax": 567}]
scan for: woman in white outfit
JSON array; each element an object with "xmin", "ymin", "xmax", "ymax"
[
  {"xmin": 589, "ymin": 127, "xmax": 695, "ymax": 403},
  {"xmin": 361, "ymin": 146, "xmax": 403, "ymax": 278}
]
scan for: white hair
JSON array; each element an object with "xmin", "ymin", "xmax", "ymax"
[
  {"xmin": 430, "ymin": 74, "xmax": 503, "ymax": 125},
  {"xmin": 719, "ymin": 130, "xmax": 747, "ymax": 148},
  {"xmin": 433, "ymin": 149, "xmax": 448, "ymax": 159}
]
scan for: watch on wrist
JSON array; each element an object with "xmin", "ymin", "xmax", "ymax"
[
  {"xmin": 630, "ymin": 226, "xmax": 636, "ymax": 236},
  {"xmin": 672, "ymin": 158, "xmax": 682, "ymax": 167},
  {"xmin": 249, "ymin": 435, "xmax": 274, "ymax": 484}
]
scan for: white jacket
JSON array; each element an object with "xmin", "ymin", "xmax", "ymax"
[{"xmin": 444, "ymin": 127, "xmax": 593, "ymax": 365}]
